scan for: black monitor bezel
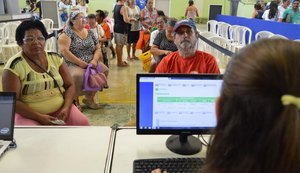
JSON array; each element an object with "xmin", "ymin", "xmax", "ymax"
[
  {"xmin": 136, "ymin": 73, "xmax": 223, "ymax": 135},
  {"xmin": 0, "ymin": 92, "xmax": 16, "ymax": 141}
]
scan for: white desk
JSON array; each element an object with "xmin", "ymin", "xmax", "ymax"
[
  {"xmin": 0, "ymin": 126, "xmax": 111, "ymax": 173},
  {"xmin": 111, "ymin": 128, "xmax": 209, "ymax": 173}
]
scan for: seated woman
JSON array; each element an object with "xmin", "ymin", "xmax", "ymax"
[
  {"xmin": 153, "ymin": 39, "xmax": 300, "ymax": 172},
  {"xmin": 2, "ymin": 20, "xmax": 89, "ymax": 126},
  {"xmin": 148, "ymin": 15, "xmax": 167, "ymax": 73},
  {"xmin": 150, "ymin": 18, "xmax": 178, "ymax": 71},
  {"xmin": 58, "ymin": 11, "xmax": 109, "ymax": 109}
]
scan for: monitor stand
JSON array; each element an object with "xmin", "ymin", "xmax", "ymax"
[{"xmin": 166, "ymin": 134, "xmax": 202, "ymax": 155}]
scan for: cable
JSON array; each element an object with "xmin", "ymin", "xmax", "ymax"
[{"xmin": 198, "ymin": 134, "xmax": 209, "ymax": 147}]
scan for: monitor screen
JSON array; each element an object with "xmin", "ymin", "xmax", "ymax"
[{"xmin": 136, "ymin": 74, "xmax": 223, "ymax": 155}]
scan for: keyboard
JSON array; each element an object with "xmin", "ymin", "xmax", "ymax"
[{"xmin": 133, "ymin": 157, "xmax": 205, "ymax": 173}]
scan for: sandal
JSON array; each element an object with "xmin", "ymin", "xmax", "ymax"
[{"xmin": 82, "ymin": 99, "xmax": 101, "ymax": 109}]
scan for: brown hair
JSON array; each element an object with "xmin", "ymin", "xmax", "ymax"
[{"xmin": 202, "ymin": 39, "xmax": 300, "ymax": 173}]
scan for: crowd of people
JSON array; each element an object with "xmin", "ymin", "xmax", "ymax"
[
  {"xmin": 252, "ymin": 0, "xmax": 300, "ymax": 24},
  {"xmin": 1, "ymin": 0, "xmax": 300, "ymax": 172}
]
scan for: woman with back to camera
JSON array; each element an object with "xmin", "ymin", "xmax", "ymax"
[
  {"xmin": 58, "ymin": 11, "xmax": 109, "ymax": 109},
  {"xmin": 2, "ymin": 20, "xmax": 89, "ymax": 126},
  {"xmin": 152, "ymin": 39, "xmax": 300, "ymax": 173},
  {"xmin": 262, "ymin": 0, "xmax": 279, "ymax": 21},
  {"xmin": 185, "ymin": 0, "xmax": 199, "ymax": 21}
]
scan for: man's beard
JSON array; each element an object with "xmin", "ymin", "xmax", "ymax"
[{"xmin": 177, "ymin": 39, "xmax": 197, "ymax": 56}]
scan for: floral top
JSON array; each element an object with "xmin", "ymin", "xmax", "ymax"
[
  {"xmin": 63, "ymin": 27, "xmax": 98, "ymax": 66},
  {"xmin": 142, "ymin": 7, "xmax": 157, "ymax": 29}
]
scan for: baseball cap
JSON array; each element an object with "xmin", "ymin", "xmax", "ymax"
[{"xmin": 173, "ymin": 19, "xmax": 197, "ymax": 33}]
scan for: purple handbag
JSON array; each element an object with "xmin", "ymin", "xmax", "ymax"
[{"xmin": 83, "ymin": 63, "xmax": 107, "ymax": 91}]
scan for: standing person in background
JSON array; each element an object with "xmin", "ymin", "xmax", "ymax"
[
  {"xmin": 251, "ymin": 2, "xmax": 264, "ymax": 19},
  {"xmin": 137, "ymin": 0, "xmax": 158, "ymax": 52},
  {"xmin": 140, "ymin": 0, "xmax": 157, "ymax": 32},
  {"xmin": 113, "ymin": 0, "xmax": 132, "ymax": 67},
  {"xmin": 282, "ymin": 0, "xmax": 300, "ymax": 24},
  {"xmin": 185, "ymin": 0, "xmax": 199, "ymax": 21},
  {"xmin": 230, "ymin": 0, "xmax": 241, "ymax": 16},
  {"xmin": 126, "ymin": 0, "xmax": 142, "ymax": 61},
  {"xmin": 35, "ymin": 1, "xmax": 42, "ymax": 19},
  {"xmin": 25, "ymin": 0, "xmax": 35, "ymax": 12},
  {"xmin": 262, "ymin": 1, "xmax": 280, "ymax": 21},
  {"xmin": 59, "ymin": 0, "xmax": 71, "ymax": 26},
  {"xmin": 155, "ymin": 19, "xmax": 220, "ymax": 74},
  {"xmin": 103, "ymin": 10, "xmax": 116, "ymax": 59},
  {"xmin": 76, "ymin": 0, "xmax": 88, "ymax": 17},
  {"xmin": 278, "ymin": 0, "xmax": 291, "ymax": 22},
  {"xmin": 96, "ymin": 10, "xmax": 112, "ymax": 48}
]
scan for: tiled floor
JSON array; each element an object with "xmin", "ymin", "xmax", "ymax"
[{"xmin": 80, "ymin": 52, "xmax": 145, "ymax": 126}]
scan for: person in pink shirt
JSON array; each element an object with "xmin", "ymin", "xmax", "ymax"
[{"xmin": 155, "ymin": 19, "xmax": 220, "ymax": 74}]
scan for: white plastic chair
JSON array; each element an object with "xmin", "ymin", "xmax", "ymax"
[
  {"xmin": 270, "ymin": 34, "xmax": 288, "ymax": 40},
  {"xmin": 41, "ymin": 18, "xmax": 54, "ymax": 33},
  {"xmin": 228, "ymin": 25, "xmax": 240, "ymax": 43},
  {"xmin": 197, "ymin": 31, "xmax": 217, "ymax": 51},
  {"xmin": 200, "ymin": 20, "xmax": 218, "ymax": 35},
  {"xmin": 1, "ymin": 22, "xmax": 20, "ymax": 62},
  {"xmin": 255, "ymin": 31, "xmax": 274, "ymax": 40},
  {"xmin": 45, "ymin": 37, "xmax": 56, "ymax": 52},
  {"xmin": 3, "ymin": 22, "xmax": 19, "ymax": 44},
  {"xmin": 217, "ymin": 22, "xmax": 231, "ymax": 40},
  {"xmin": 0, "ymin": 23, "xmax": 6, "ymax": 61},
  {"xmin": 231, "ymin": 26, "xmax": 252, "ymax": 52},
  {"xmin": 203, "ymin": 36, "xmax": 232, "ymax": 72}
]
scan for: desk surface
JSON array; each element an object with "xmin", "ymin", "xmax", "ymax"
[
  {"xmin": 0, "ymin": 126, "xmax": 111, "ymax": 173},
  {"xmin": 111, "ymin": 128, "xmax": 209, "ymax": 173}
]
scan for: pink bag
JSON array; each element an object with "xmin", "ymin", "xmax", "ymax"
[{"xmin": 83, "ymin": 63, "xmax": 107, "ymax": 91}]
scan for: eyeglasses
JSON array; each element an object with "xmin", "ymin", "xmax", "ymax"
[
  {"xmin": 23, "ymin": 36, "xmax": 46, "ymax": 43},
  {"xmin": 76, "ymin": 17, "xmax": 87, "ymax": 21}
]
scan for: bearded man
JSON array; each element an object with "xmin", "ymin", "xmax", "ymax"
[{"xmin": 155, "ymin": 19, "xmax": 220, "ymax": 74}]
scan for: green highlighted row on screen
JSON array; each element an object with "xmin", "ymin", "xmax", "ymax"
[{"xmin": 157, "ymin": 97, "xmax": 215, "ymax": 103}]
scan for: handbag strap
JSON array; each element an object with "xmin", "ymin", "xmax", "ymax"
[{"xmin": 23, "ymin": 52, "xmax": 64, "ymax": 97}]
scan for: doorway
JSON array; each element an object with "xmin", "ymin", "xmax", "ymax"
[{"xmin": 155, "ymin": 0, "xmax": 170, "ymax": 17}]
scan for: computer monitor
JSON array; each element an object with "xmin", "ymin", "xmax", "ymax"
[{"xmin": 136, "ymin": 74, "xmax": 223, "ymax": 155}]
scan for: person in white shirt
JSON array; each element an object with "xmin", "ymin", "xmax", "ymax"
[
  {"xmin": 278, "ymin": 0, "xmax": 291, "ymax": 22},
  {"xmin": 86, "ymin": 14, "xmax": 106, "ymax": 44},
  {"xmin": 262, "ymin": 1, "xmax": 280, "ymax": 21},
  {"xmin": 76, "ymin": 0, "xmax": 88, "ymax": 17}
]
